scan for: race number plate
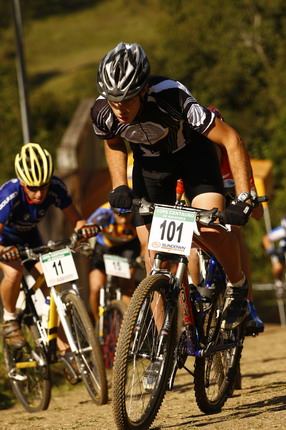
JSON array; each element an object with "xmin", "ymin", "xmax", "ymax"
[
  {"xmin": 40, "ymin": 249, "xmax": 78, "ymax": 287},
  {"xmin": 103, "ymin": 254, "xmax": 131, "ymax": 279},
  {"xmin": 148, "ymin": 206, "xmax": 196, "ymax": 256}
]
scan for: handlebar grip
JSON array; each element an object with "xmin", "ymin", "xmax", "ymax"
[
  {"xmin": 257, "ymin": 196, "xmax": 268, "ymax": 203},
  {"xmin": 131, "ymin": 198, "xmax": 143, "ymax": 208}
]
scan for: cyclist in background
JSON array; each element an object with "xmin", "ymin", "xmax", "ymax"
[
  {"xmin": 87, "ymin": 204, "xmax": 141, "ymax": 324},
  {"xmin": 0, "ymin": 143, "xmax": 90, "ymax": 350},
  {"xmin": 176, "ymin": 106, "xmax": 264, "ymax": 335},
  {"xmin": 263, "ymin": 217, "xmax": 286, "ymax": 298},
  {"xmin": 91, "ymin": 42, "xmax": 255, "ymax": 330}
]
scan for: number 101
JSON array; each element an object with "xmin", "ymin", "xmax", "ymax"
[{"xmin": 160, "ymin": 220, "xmax": 183, "ymax": 242}]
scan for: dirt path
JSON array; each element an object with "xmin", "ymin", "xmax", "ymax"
[{"xmin": 1, "ymin": 323, "xmax": 285, "ymax": 430}]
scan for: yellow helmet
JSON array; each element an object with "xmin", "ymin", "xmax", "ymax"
[{"xmin": 15, "ymin": 143, "xmax": 53, "ymax": 186}]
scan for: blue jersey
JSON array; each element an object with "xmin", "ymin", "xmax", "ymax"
[
  {"xmin": 88, "ymin": 207, "xmax": 137, "ymax": 247},
  {"xmin": 0, "ymin": 176, "xmax": 72, "ymax": 244},
  {"xmin": 88, "ymin": 208, "xmax": 114, "ymax": 246},
  {"xmin": 268, "ymin": 225, "xmax": 286, "ymax": 249}
]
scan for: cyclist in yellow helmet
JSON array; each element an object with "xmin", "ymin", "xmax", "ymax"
[{"xmin": 0, "ymin": 143, "xmax": 89, "ymax": 349}]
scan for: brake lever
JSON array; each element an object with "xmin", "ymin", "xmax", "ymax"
[
  {"xmin": 133, "ymin": 197, "xmax": 155, "ymax": 215},
  {"xmin": 20, "ymin": 248, "xmax": 39, "ymax": 265},
  {"xmin": 69, "ymin": 232, "xmax": 79, "ymax": 249},
  {"xmin": 197, "ymin": 208, "xmax": 219, "ymax": 225}
]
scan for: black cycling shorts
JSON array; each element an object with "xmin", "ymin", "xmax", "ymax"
[
  {"xmin": 132, "ymin": 137, "xmax": 224, "ymax": 226},
  {"xmin": 90, "ymin": 239, "xmax": 141, "ymax": 272}
]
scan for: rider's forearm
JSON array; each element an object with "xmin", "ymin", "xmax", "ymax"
[
  {"xmin": 227, "ymin": 136, "xmax": 251, "ymax": 196},
  {"xmin": 62, "ymin": 204, "xmax": 86, "ymax": 230},
  {"xmin": 104, "ymin": 139, "xmax": 128, "ymax": 188},
  {"xmin": 205, "ymin": 119, "xmax": 251, "ymax": 196}
]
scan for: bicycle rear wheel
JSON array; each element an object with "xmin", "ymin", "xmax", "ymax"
[
  {"xmin": 101, "ymin": 299, "xmax": 127, "ymax": 369},
  {"xmin": 3, "ymin": 315, "xmax": 51, "ymax": 412},
  {"xmin": 194, "ymin": 289, "xmax": 243, "ymax": 413},
  {"xmin": 63, "ymin": 292, "xmax": 108, "ymax": 405},
  {"xmin": 112, "ymin": 274, "xmax": 177, "ymax": 430}
]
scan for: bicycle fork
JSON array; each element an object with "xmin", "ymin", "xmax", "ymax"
[{"xmin": 50, "ymin": 283, "xmax": 83, "ymax": 356}]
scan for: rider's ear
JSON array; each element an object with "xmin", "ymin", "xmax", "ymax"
[{"xmin": 141, "ymin": 83, "xmax": 149, "ymax": 97}]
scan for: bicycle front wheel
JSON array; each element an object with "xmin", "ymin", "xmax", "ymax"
[
  {"xmin": 101, "ymin": 299, "xmax": 127, "ymax": 369},
  {"xmin": 3, "ymin": 317, "xmax": 51, "ymax": 412},
  {"xmin": 194, "ymin": 290, "xmax": 243, "ymax": 413},
  {"xmin": 63, "ymin": 292, "xmax": 108, "ymax": 405},
  {"xmin": 112, "ymin": 274, "xmax": 177, "ymax": 430}
]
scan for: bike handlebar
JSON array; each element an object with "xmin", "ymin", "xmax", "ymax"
[
  {"xmin": 0, "ymin": 223, "xmax": 101, "ymax": 263},
  {"xmin": 128, "ymin": 195, "xmax": 268, "ymax": 226}
]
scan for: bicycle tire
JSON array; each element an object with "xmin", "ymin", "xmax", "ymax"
[
  {"xmin": 63, "ymin": 292, "xmax": 108, "ymax": 405},
  {"xmin": 194, "ymin": 289, "xmax": 243, "ymax": 413},
  {"xmin": 112, "ymin": 274, "xmax": 177, "ymax": 430},
  {"xmin": 101, "ymin": 299, "xmax": 127, "ymax": 369},
  {"xmin": 3, "ymin": 317, "xmax": 51, "ymax": 412}
]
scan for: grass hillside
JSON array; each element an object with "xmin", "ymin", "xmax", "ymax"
[{"xmin": 21, "ymin": 0, "xmax": 166, "ymax": 102}]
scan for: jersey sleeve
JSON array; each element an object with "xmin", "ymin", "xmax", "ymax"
[
  {"xmin": 175, "ymin": 81, "xmax": 215, "ymax": 134},
  {"xmin": 87, "ymin": 208, "xmax": 112, "ymax": 226},
  {"xmin": 91, "ymin": 97, "xmax": 117, "ymax": 140},
  {"xmin": 51, "ymin": 177, "xmax": 72, "ymax": 209},
  {"xmin": 0, "ymin": 181, "xmax": 19, "ymax": 224},
  {"xmin": 268, "ymin": 226, "xmax": 286, "ymax": 242}
]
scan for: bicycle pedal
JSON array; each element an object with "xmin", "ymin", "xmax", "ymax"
[
  {"xmin": 61, "ymin": 354, "xmax": 81, "ymax": 385},
  {"xmin": 8, "ymin": 368, "xmax": 27, "ymax": 382}
]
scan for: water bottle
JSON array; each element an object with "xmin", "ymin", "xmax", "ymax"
[{"xmin": 42, "ymin": 296, "xmax": 50, "ymax": 330}]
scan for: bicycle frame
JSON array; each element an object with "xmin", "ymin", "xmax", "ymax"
[
  {"xmin": 98, "ymin": 274, "xmax": 122, "ymax": 343},
  {"xmin": 20, "ymin": 274, "xmax": 80, "ymax": 363},
  {"xmin": 149, "ymin": 236, "xmax": 232, "ymax": 361}
]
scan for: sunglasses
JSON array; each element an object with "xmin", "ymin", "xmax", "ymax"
[{"xmin": 26, "ymin": 183, "xmax": 50, "ymax": 192}]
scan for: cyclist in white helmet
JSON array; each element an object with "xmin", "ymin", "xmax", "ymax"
[
  {"xmin": 0, "ymin": 143, "xmax": 90, "ymax": 349},
  {"xmin": 91, "ymin": 42, "xmax": 255, "ymax": 331},
  {"xmin": 263, "ymin": 216, "xmax": 286, "ymax": 298}
]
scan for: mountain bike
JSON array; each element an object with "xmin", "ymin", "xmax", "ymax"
[
  {"xmin": 98, "ymin": 254, "xmax": 145, "ymax": 369},
  {"xmin": 112, "ymin": 196, "xmax": 267, "ymax": 430},
  {"xmin": 269, "ymin": 249, "xmax": 286, "ymax": 325},
  {"xmin": 2, "ymin": 228, "xmax": 108, "ymax": 412}
]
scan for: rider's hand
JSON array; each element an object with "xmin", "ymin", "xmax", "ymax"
[
  {"xmin": 77, "ymin": 224, "xmax": 100, "ymax": 240},
  {"xmin": 251, "ymin": 203, "xmax": 263, "ymax": 220},
  {"xmin": 1, "ymin": 245, "xmax": 21, "ymax": 261},
  {"xmin": 266, "ymin": 248, "xmax": 277, "ymax": 256},
  {"xmin": 109, "ymin": 185, "xmax": 134, "ymax": 209},
  {"xmin": 223, "ymin": 201, "xmax": 253, "ymax": 226}
]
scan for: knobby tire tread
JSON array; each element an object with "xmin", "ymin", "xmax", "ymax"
[
  {"xmin": 193, "ymin": 292, "xmax": 243, "ymax": 413},
  {"xmin": 102, "ymin": 299, "xmax": 127, "ymax": 369},
  {"xmin": 3, "ymin": 322, "xmax": 51, "ymax": 412},
  {"xmin": 112, "ymin": 274, "xmax": 177, "ymax": 430},
  {"xmin": 63, "ymin": 293, "xmax": 108, "ymax": 405}
]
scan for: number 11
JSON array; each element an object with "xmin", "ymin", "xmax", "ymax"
[{"xmin": 52, "ymin": 260, "xmax": 64, "ymax": 276}]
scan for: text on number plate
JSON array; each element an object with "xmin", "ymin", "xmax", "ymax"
[
  {"xmin": 148, "ymin": 207, "xmax": 196, "ymax": 256},
  {"xmin": 40, "ymin": 249, "xmax": 78, "ymax": 287},
  {"xmin": 103, "ymin": 254, "xmax": 131, "ymax": 279}
]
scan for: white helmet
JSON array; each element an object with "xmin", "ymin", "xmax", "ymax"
[{"xmin": 97, "ymin": 42, "xmax": 150, "ymax": 102}]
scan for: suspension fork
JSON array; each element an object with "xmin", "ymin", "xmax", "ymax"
[
  {"xmin": 20, "ymin": 277, "xmax": 49, "ymax": 354},
  {"xmin": 50, "ymin": 285, "xmax": 79, "ymax": 355},
  {"xmin": 155, "ymin": 256, "xmax": 188, "ymax": 358}
]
